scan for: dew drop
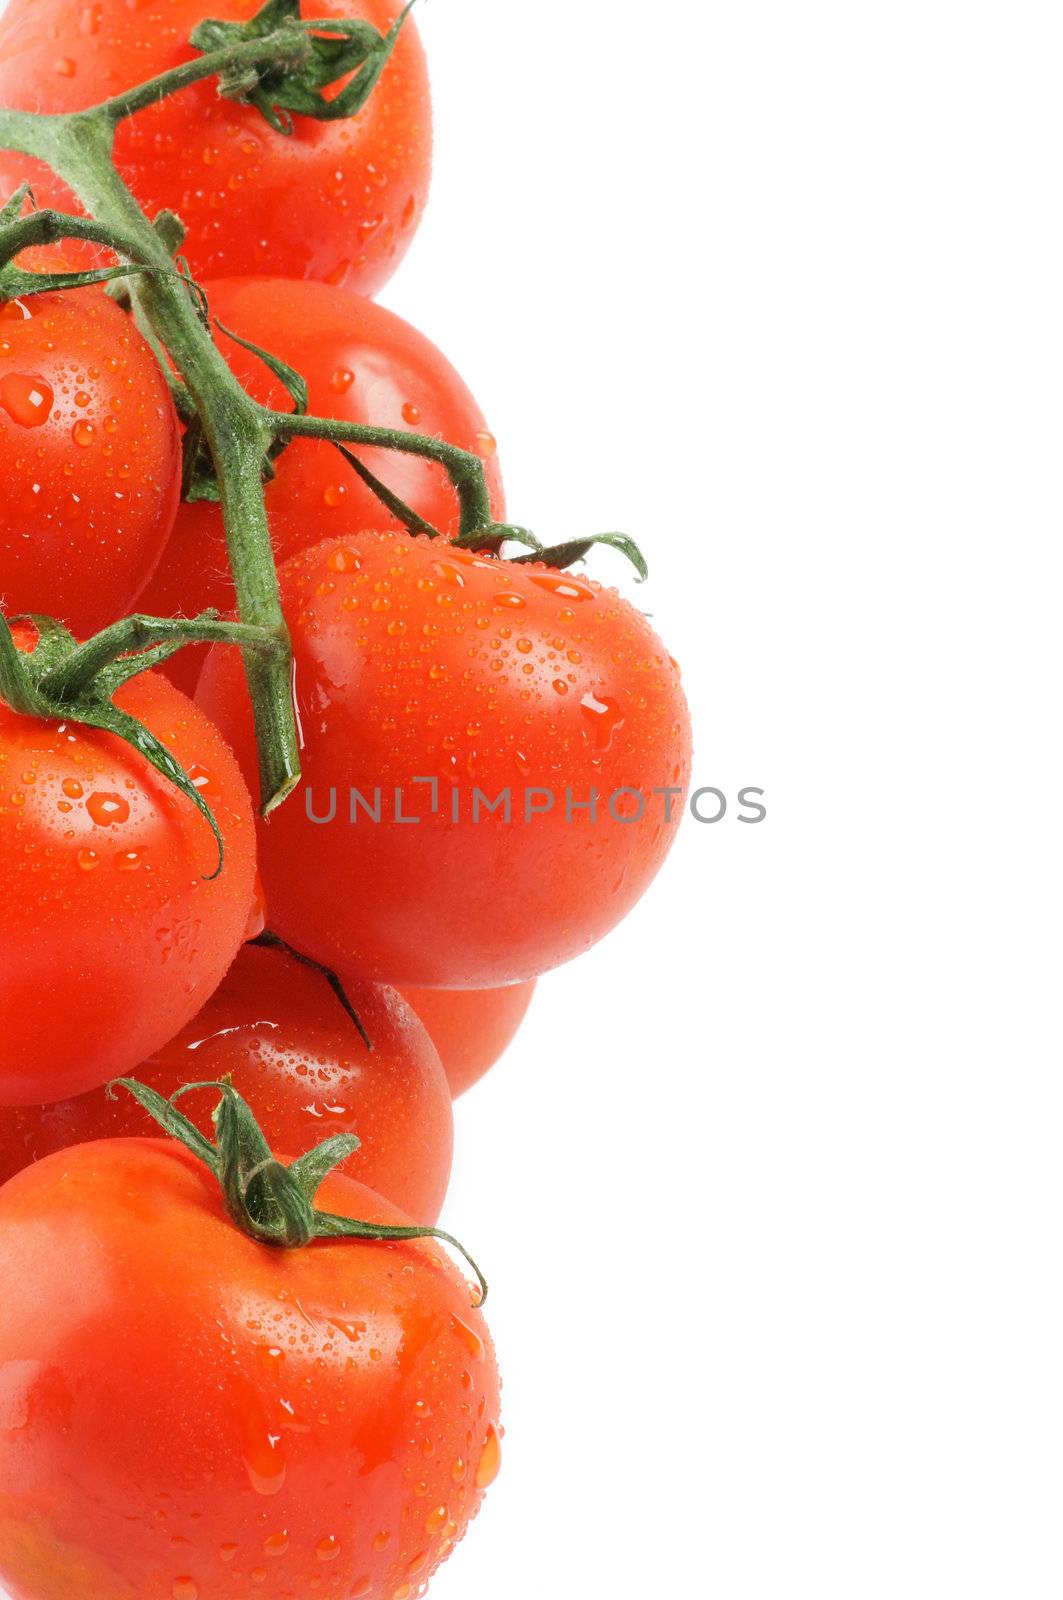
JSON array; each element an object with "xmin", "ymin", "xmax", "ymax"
[
  {"xmin": 450, "ymin": 1314, "xmax": 484, "ymax": 1361},
  {"xmin": 72, "ymin": 419, "xmax": 96, "ymax": 447},
  {"xmin": 264, "ymin": 1530, "xmax": 289, "ymax": 1557},
  {"xmin": 323, "ymin": 483, "xmax": 347, "ymax": 509},
  {"xmin": 327, "ymin": 547, "xmax": 360, "ymax": 574},
  {"xmin": 0, "ymin": 373, "xmax": 54, "ymax": 428},
  {"xmin": 530, "ymin": 572, "xmax": 594, "ymax": 603},
  {"xmin": 54, "ymin": 56, "xmax": 77, "ymax": 77},
  {"xmin": 171, "ymin": 1581, "xmax": 197, "ymax": 1600},
  {"xmin": 316, "ymin": 1534, "xmax": 341, "ymax": 1562},
  {"xmin": 476, "ymin": 1423, "xmax": 502, "ymax": 1489},
  {"xmin": 402, "ymin": 401, "xmax": 421, "ymax": 425},
  {"xmin": 580, "ymin": 691, "xmax": 626, "ymax": 751},
  {"xmin": 87, "ymin": 791, "xmax": 129, "ymax": 827},
  {"xmin": 62, "ymin": 778, "xmax": 82, "ymax": 799},
  {"xmin": 77, "ymin": 848, "xmax": 99, "ymax": 871},
  {"xmin": 494, "ymin": 591, "xmax": 526, "ymax": 610},
  {"xmin": 474, "ymin": 430, "xmax": 497, "ymax": 458},
  {"xmin": 425, "ymin": 1505, "xmax": 449, "ymax": 1534}
]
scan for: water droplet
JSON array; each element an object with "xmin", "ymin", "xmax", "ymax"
[
  {"xmin": 264, "ymin": 1531, "xmax": 289, "ymax": 1557},
  {"xmin": 530, "ymin": 572, "xmax": 595, "ymax": 603},
  {"xmin": 219, "ymin": 1544, "xmax": 238, "ymax": 1562},
  {"xmin": 87, "ymin": 792, "xmax": 129, "ymax": 827},
  {"xmin": 580, "ymin": 691, "xmax": 626, "ymax": 751},
  {"xmin": 476, "ymin": 1423, "xmax": 502, "ymax": 1489},
  {"xmin": 474, "ymin": 430, "xmax": 497, "ymax": 458},
  {"xmin": 327, "ymin": 547, "xmax": 360, "ymax": 574},
  {"xmin": 244, "ymin": 1433, "xmax": 286, "ymax": 1496},
  {"xmin": 451, "ymin": 1314, "xmax": 484, "ymax": 1361},
  {"xmin": 552, "ymin": 679, "xmax": 569, "ymax": 696},
  {"xmin": 323, "ymin": 483, "xmax": 347, "ymax": 509},
  {"xmin": 402, "ymin": 401, "xmax": 421, "ymax": 425},
  {"xmin": 316, "ymin": 1535, "xmax": 341, "ymax": 1562},
  {"xmin": 171, "ymin": 1581, "xmax": 197, "ymax": 1600},
  {"xmin": 330, "ymin": 366, "xmax": 355, "ymax": 394},
  {"xmin": 53, "ymin": 56, "xmax": 76, "ymax": 78},
  {"xmin": 494, "ymin": 591, "xmax": 525, "ymax": 610},
  {"xmin": 72, "ymin": 419, "xmax": 96, "ymax": 448},
  {"xmin": 372, "ymin": 1532, "xmax": 391, "ymax": 1552},
  {"xmin": 451, "ymin": 1457, "xmax": 467, "ymax": 1482},
  {"xmin": 425, "ymin": 1506, "xmax": 449, "ymax": 1534},
  {"xmin": 0, "ymin": 373, "xmax": 54, "ymax": 428},
  {"xmin": 77, "ymin": 848, "xmax": 99, "ymax": 872}
]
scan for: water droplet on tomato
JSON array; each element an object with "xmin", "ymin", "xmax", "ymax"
[
  {"xmin": 494, "ymin": 591, "xmax": 525, "ymax": 610},
  {"xmin": 476, "ymin": 1424, "xmax": 502, "ymax": 1489},
  {"xmin": 264, "ymin": 1531, "xmax": 289, "ymax": 1556},
  {"xmin": 316, "ymin": 1535, "xmax": 341, "ymax": 1562},
  {"xmin": 372, "ymin": 1531, "xmax": 391, "ymax": 1552},
  {"xmin": 425, "ymin": 1505, "xmax": 449, "ymax": 1534},
  {"xmin": 87, "ymin": 791, "xmax": 129, "ymax": 826},
  {"xmin": 219, "ymin": 1543, "xmax": 238, "ymax": 1562},
  {"xmin": 530, "ymin": 572, "xmax": 594, "ymax": 602},
  {"xmin": 171, "ymin": 1581, "xmax": 197, "ymax": 1600},
  {"xmin": 450, "ymin": 1314, "xmax": 484, "ymax": 1361},
  {"xmin": 402, "ymin": 401, "xmax": 421, "ymax": 425},
  {"xmin": 0, "ymin": 373, "xmax": 54, "ymax": 428},
  {"xmin": 323, "ymin": 483, "xmax": 347, "ymax": 509},
  {"xmin": 327, "ymin": 547, "xmax": 360, "ymax": 574},
  {"xmin": 72, "ymin": 419, "xmax": 96, "ymax": 447},
  {"xmin": 244, "ymin": 1433, "xmax": 286, "ymax": 1496},
  {"xmin": 115, "ymin": 850, "xmax": 143, "ymax": 872},
  {"xmin": 77, "ymin": 848, "xmax": 99, "ymax": 871},
  {"xmin": 0, "ymin": 299, "xmax": 30, "ymax": 322},
  {"xmin": 53, "ymin": 56, "xmax": 77, "ymax": 77},
  {"xmin": 580, "ymin": 691, "xmax": 626, "ymax": 751},
  {"xmin": 552, "ymin": 679, "xmax": 569, "ymax": 696},
  {"xmin": 474, "ymin": 430, "xmax": 497, "ymax": 458}
]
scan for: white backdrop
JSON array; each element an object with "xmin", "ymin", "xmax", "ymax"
[{"xmin": 3, "ymin": 2, "xmax": 1062, "ymax": 1597}]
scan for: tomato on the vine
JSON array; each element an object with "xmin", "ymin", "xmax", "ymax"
[
  {"xmin": 0, "ymin": 1137, "xmax": 501, "ymax": 1600},
  {"xmin": 198, "ymin": 531, "xmax": 692, "ymax": 989},
  {"xmin": 0, "ymin": 941, "xmax": 454, "ymax": 1221},
  {"xmin": 0, "ymin": 633, "xmax": 256, "ymax": 1106},
  {"xmin": 0, "ymin": 0, "xmax": 431, "ymax": 294},
  {"xmin": 402, "ymin": 980, "xmax": 536, "ymax": 1097},
  {"xmin": 138, "ymin": 276, "xmax": 504, "ymax": 694},
  {"xmin": 0, "ymin": 285, "xmax": 181, "ymax": 638}
]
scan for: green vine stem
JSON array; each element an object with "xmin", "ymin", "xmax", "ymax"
[{"xmin": 0, "ymin": 3, "xmax": 497, "ymax": 819}]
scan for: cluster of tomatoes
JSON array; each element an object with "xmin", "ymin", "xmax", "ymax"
[{"xmin": 0, "ymin": 4, "xmax": 692, "ymax": 1599}]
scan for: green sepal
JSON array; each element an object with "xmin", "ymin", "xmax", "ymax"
[
  {"xmin": 0, "ymin": 183, "xmax": 34, "ymax": 228},
  {"xmin": 331, "ymin": 442, "xmax": 442, "ymax": 540},
  {"xmin": 0, "ymin": 262, "xmax": 155, "ymax": 300},
  {"xmin": 250, "ymin": 929, "xmax": 373, "ymax": 1048},
  {"xmin": 510, "ymin": 530, "xmax": 649, "ymax": 582},
  {"xmin": 110, "ymin": 1075, "xmax": 488, "ymax": 1300},
  {"xmin": 0, "ymin": 608, "xmax": 227, "ymax": 875},
  {"xmin": 189, "ymin": 1, "xmax": 414, "ymax": 131},
  {"xmin": 215, "ymin": 317, "xmax": 308, "ymax": 417},
  {"xmin": 455, "ymin": 521, "xmax": 543, "ymax": 556}
]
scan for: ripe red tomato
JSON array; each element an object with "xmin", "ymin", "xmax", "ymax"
[
  {"xmin": 0, "ymin": 1137, "xmax": 501, "ymax": 1600},
  {"xmin": 0, "ymin": 638, "xmax": 256, "ymax": 1105},
  {"xmin": 198, "ymin": 532, "xmax": 692, "ymax": 988},
  {"xmin": 0, "ymin": 941, "xmax": 454, "ymax": 1220},
  {"xmin": 402, "ymin": 981, "xmax": 536, "ymax": 1097},
  {"xmin": 0, "ymin": 0, "xmax": 430, "ymax": 294},
  {"xmin": 0, "ymin": 286, "xmax": 181, "ymax": 638},
  {"xmin": 138, "ymin": 276, "xmax": 504, "ymax": 695}
]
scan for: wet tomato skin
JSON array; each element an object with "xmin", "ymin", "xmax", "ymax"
[
  {"xmin": 0, "ymin": 0, "xmax": 431, "ymax": 295},
  {"xmin": 0, "ymin": 943, "xmax": 454, "ymax": 1222},
  {"xmin": 198, "ymin": 531, "xmax": 692, "ymax": 988},
  {"xmin": 0, "ymin": 1138, "xmax": 501, "ymax": 1600},
  {"xmin": 402, "ymin": 981, "xmax": 536, "ymax": 1097},
  {"xmin": 0, "ymin": 287, "xmax": 181, "ymax": 637},
  {"xmin": 138, "ymin": 277, "xmax": 504, "ymax": 696},
  {"xmin": 0, "ymin": 649, "xmax": 255, "ymax": 1106}
]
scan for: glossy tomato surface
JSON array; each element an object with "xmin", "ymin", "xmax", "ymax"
[
  {"xmin": 0, "ymin": 1138, "xmax": 501, "ymax": 1600},
  {"xmin": 0, "ymin": 0, "xmax": 431, "ymax": 293},
  {"xmin": 138, "ymin": 277, "xmax": 503, "ymax": 695},
  {"xmin": 0, "ymin": 643, "xmax": 255, "ymax": 1105},
  {"xmin": 0, "ymin": 287, "xmax": 181, "ymax": 637},
  {"xmin": 402, "ymin": 980, "xmax": 536, "ymax": 1097},
  {"xmin": 0, "ymin": 942, "xmax": 454, "ymax": 1221},
  {"xmin": 198, "ymin": 532, "xmax": 692, "ymax": 988}
]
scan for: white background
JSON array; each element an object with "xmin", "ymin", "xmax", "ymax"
[
  {"xmin": 399, "ymin": 4, "xmax": 1062, "ymax": 1598},
  {"xmin": 3, "ymin": 2, "xmax": 1062, "ymax": 1597}
]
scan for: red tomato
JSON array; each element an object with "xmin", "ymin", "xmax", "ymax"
[
  {"xmin": 0, "ymin": 941, "xmax": 454, "ymax": 1221},
  {"xmin": 138, "ymin": 277, "xmax": 504, "ymax": 695},
  {"xmin": 0, "ymin": 640, "xmax": 255, "ymax": 1105},
  {"xmin": 402, "ymin": 980, "xmax": 536, "ymax": 1097},
  {"xmin": 0, "ymin": 0, "xmax": 430, "ymax": 294},
  {"xmin": 198, "ymin": 532, "xmax": 692, "ymax": 988},
  {"xmin": 0, "ymin": 286, "xmax": 181, "ymax": 637},
  {"xmin": 0, "ymin": 1137, "xmax": 501, "ymax": 1600}
]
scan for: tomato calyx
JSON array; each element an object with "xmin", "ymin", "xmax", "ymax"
[
  {"xmin": 0, "ymin": 608, "xmax": 287, "ymax": 877},
  {"xmin": 189, "ymin": 0, "xmax": 417, "ymax": 137},
  {"xmin": 111, "ymin": 1075, "xmax": 489, "ymax": 1301}
]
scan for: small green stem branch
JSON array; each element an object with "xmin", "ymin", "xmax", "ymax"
[
  {"xmin": 268, "ymin": 411, "xmax": 494, "ymax": 539},
  {"xmin": 41, "ymin": 611, "xmax": 282, "ymax": 701}
]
